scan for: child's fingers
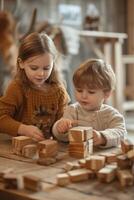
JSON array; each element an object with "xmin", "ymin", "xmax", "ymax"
[{"xmin": 71, "ymin": 120, "xmax": 78, "ymax": 127}]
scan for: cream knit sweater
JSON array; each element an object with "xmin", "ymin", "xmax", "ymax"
[{"xmin": 53, "ymin": 102, "xmax": 127, "ymax": 148}]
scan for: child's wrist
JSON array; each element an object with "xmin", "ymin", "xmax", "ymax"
[
  {"xmin": 18, "ymin": 124, "xmax": 27, "ymax": 135},
  {"xmin": 100, "ymin": 134, "xmax": 106, "ymax": 145}
]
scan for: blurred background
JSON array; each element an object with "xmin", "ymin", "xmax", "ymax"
[{"xmin": 0, "ymin": 0, "xmax": 134, "ymax": 137}]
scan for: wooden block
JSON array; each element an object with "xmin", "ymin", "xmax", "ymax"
[
  {"xmin": 69, "ymin": 151, "xmax": 88, "ymax": 159},
  {"xmin": 64, "ymin": 162, "xmax": 80, "ymax": 172},
  {"xmin": 22, "ymin": 144, "xmax": 37, "ymax": 158},
  {"xmin": 106, "ymin": 163, "xmax": 118, "ymax": 170},
  {"xmin": 67, "ymin": 168, "xmax": 90, "ymax": 182},
  {"xmin": 0, "ymin": 168, "xmax": 14, "ymax": 182},
  {"xmin": 69, "ymin": 126, "xmax": 93, "ymax": 142},
  {"xmin": 99, "ymin": 152, "xmax": 117, "ymax": 163},
  {"xmin": 97, "ymin": 166, "xmax": 116, "ymax": 183},
  {"xmin": 57, "ymin": 173, "xmax": 70, "ymax": 186},
  {"xmin": 12, "ymin": 136, "xmax": 34, "ymax": 155},
  {"xmin": 37, "ymin": 157, "xmax": 56, "ymax": 166},
  {"xmin": 38, "ymin": 147, "xmax": 57, "ymax": 158},
  {"xmin": 78, "ymin": 159, "xmax": 86, "ymax": 168},
  {"xmin": 117, "ymin": 154, "xmax": 131, "ymax": 169},
  {"xmin": 117, "ymin": 169, "xmax": 134, "ymax": 187},
  {"xmin": 23, "ymin": 175, "xmax": 41, "ymax": 192},
  {"xmin": 38, "ymin": 139, "xmax": 58, "ymax": 151},
  {"xmin": 4, "ymin": 174, "xmax": 23, "ymax": 189},
  {"xmin": 69, "ymin": 140, "xmax": 93, "ymax": 158},
  {"xmin": 121, "ymin": 139, "xmax": 134, "ymax": 153},
  {"xmin": 86, "ymin": 155, "xmax": 105, "ymax": 171}
]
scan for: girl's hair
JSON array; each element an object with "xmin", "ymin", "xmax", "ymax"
[
  {"xmin": 73, "ymin": 59, "xmax": 116, "ymax": 92},
  {"xmin": 15, "ymin": 32, "xmax": 61, "ymax": 86}
]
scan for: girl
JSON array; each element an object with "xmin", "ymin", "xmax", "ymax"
[
  {"xmin": 53, "ymin": 59, "xmax": 127, "ymax": 148},
  {"xmin": 0, "ymin": 32, "xmax": 69, "ymax": 141}
]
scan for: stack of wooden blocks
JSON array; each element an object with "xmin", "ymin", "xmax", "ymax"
[{"xmin": 68, "ymin": 126, "xmax": 93, "ymax": 158}]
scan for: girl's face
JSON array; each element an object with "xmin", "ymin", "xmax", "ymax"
[
  {"xmin": 20, "ymin": 53, "xmax": 54, "ymax": 87},
  {"xmin": 74, "ymin": 86, "xmax": 110, "ymax": 111}
]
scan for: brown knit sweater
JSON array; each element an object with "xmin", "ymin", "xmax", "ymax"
[{"xmin": 0, "ymin": 79, "xmax": 69, "ymax": 137}]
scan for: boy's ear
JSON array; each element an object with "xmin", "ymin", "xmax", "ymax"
[{"xmin": 104, "ymin": 91, "xmax": 111, "ymax": 99}]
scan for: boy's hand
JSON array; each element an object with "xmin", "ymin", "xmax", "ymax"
[
  {"xmin": 18, "ymin": 124, "xmax": 44, "ymax": 141},
  {"xmin": 93, "ymin": 130, "xmax": 106, "ymax": 146},
  {"xmin": 56, "ymin": 119, "xmax": 78, "ymax": 134}
]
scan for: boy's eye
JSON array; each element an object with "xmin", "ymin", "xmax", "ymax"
[
  {"xmin": 88, "ymin": 91, "xmax": 96, "ymax": 94},
  {"xmin": 76, "ymin": 89, "xmax": 83, "ymax": 93}
]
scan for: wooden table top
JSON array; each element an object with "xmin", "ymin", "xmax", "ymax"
[{"xmin": 0, "ymin": 134, "xmax": 133, "ymax": 200}]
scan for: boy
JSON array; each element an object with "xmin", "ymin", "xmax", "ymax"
[{"xmin": 52, "ymin": 59, "xmax": 127, "ymax": 148}]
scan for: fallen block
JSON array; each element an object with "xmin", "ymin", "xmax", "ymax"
[
  {"xmin": 22, "ymin": 144, "xmax": 37, "ymax": 158},
  {"xmin": 86, "ymin": 155, "xmax": 105, "ymax": 171},
  {"xmin": 117, "ymin": 169, "xmax": 134, "ymax": 187},
  {"xmin": 4, "ymin": 174, "xmax": 23, "ymax": 189},
  {"xmin": 67, "ymin": 168, "xmax": 90, "ymax": 182},
  {"xmin": 57, "ymin": 173, "xmax": 70, "ymax": 186},
  {"xmin": 97, "ymin": 165, "xmax": 116, "ymax": 183},
  {"xmin": 23, "ymin": 175, "xmax": 41, "ymax": 192}
]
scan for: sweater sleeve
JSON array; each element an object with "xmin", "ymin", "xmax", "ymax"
[
  {"xmin": 0, "ymin": 80, "xmax": 23, "ymax": 136},
  {"xmin": 53, "ymin": 105, "xmax": 76, "ymax": 142},
  {"xmin": 99, "ymin": 108, "xmax": 127, "ymax": 148}
]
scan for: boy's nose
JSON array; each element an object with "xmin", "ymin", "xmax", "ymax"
[{"xmin": 81, "ymin": 91, "xmax": 88, "ymax": 98}]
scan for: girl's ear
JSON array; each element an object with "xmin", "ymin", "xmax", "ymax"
[
  {"xmin": 18, "ymin": 58, "xmax": 24, "ymax": 69},
  {"xmin": 104, "ymin": 91, "xmax": 111, "ymax": 100}
]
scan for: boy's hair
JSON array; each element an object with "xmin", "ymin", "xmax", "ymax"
[
  {"xmin": 73, "ymin": 59, "xmax": 116, "ymax": 92},
  {"xmin": 16, "ymin": 32, "xmax": 61, "ymax": 86}
]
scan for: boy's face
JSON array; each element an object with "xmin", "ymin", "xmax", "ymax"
[
  {"xmin": 19, "ymin": 53, "xmax": 53, "ymax": 87},
  {"xmin": 74, "ymin": 86, "xmax": 110, "ymax": 111}
]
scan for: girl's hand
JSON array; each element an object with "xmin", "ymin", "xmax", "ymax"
[
  {"xmin": 18, "ymin": 124, "xmax": 44, "ymax": 141},
  {"xmin": 93, "ymin": 130, "xmax": 106, "ymax": 146},
  {"xmin": 56, "ymin": 119, "xmax": 78, "ymax": 134}
]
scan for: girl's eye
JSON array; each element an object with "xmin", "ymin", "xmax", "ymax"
[
  {"xmin": 30, "ymin": 67, "xmax": 38, "ymax": 70},
  {"xmin": 43, "ymin": 67, "xmax": 50, "ymax": 71}
]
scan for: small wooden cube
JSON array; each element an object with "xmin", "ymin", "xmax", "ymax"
[
  {"xmin": 4, "ymin": 174, "xmax": 22, "ymax": 189},
  {"xmin": 57, "ymin": 173, "xmax": 70, "ymax": 186},
  {"xmin": 67, "ymin": 168, "xmax": 90, "ymax": 182},
  {"xmin": 69, "ymin": 126, "xmax": 93, "ymax": 142},
  {"xmin": 22, "ymin": 144, "xmax": 37, "ymax": 158},
  {"xmin": 117, "ymin": 169, "xmax": 134, "ymax": 187},
  {"xmin": 86, "ymin": 155, "xmax": 105, "ymax": 171},
  {"xmin": 23, "ymin": 175, "xmax": 41, "ymax": 192},
  {"xmin": 97, "ymin": 166, "xmax": 116, "ymax": 183},
  {"xmin": 117, "ymin": 154, "xmax": 131, "ymax": 169}
]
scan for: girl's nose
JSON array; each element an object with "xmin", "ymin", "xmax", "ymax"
[{"xmin": 38, "ymin": 70, "xmax": 44, "ymax": 76}]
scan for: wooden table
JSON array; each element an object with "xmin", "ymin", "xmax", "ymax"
[{"xmin": 0, "ymin": 134, "xmax": 134, "ymax": 200}]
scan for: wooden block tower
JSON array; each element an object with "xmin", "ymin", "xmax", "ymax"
[{"xmin": 68, "ymin": 126, "xmax": 93, "ymax": 158}]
